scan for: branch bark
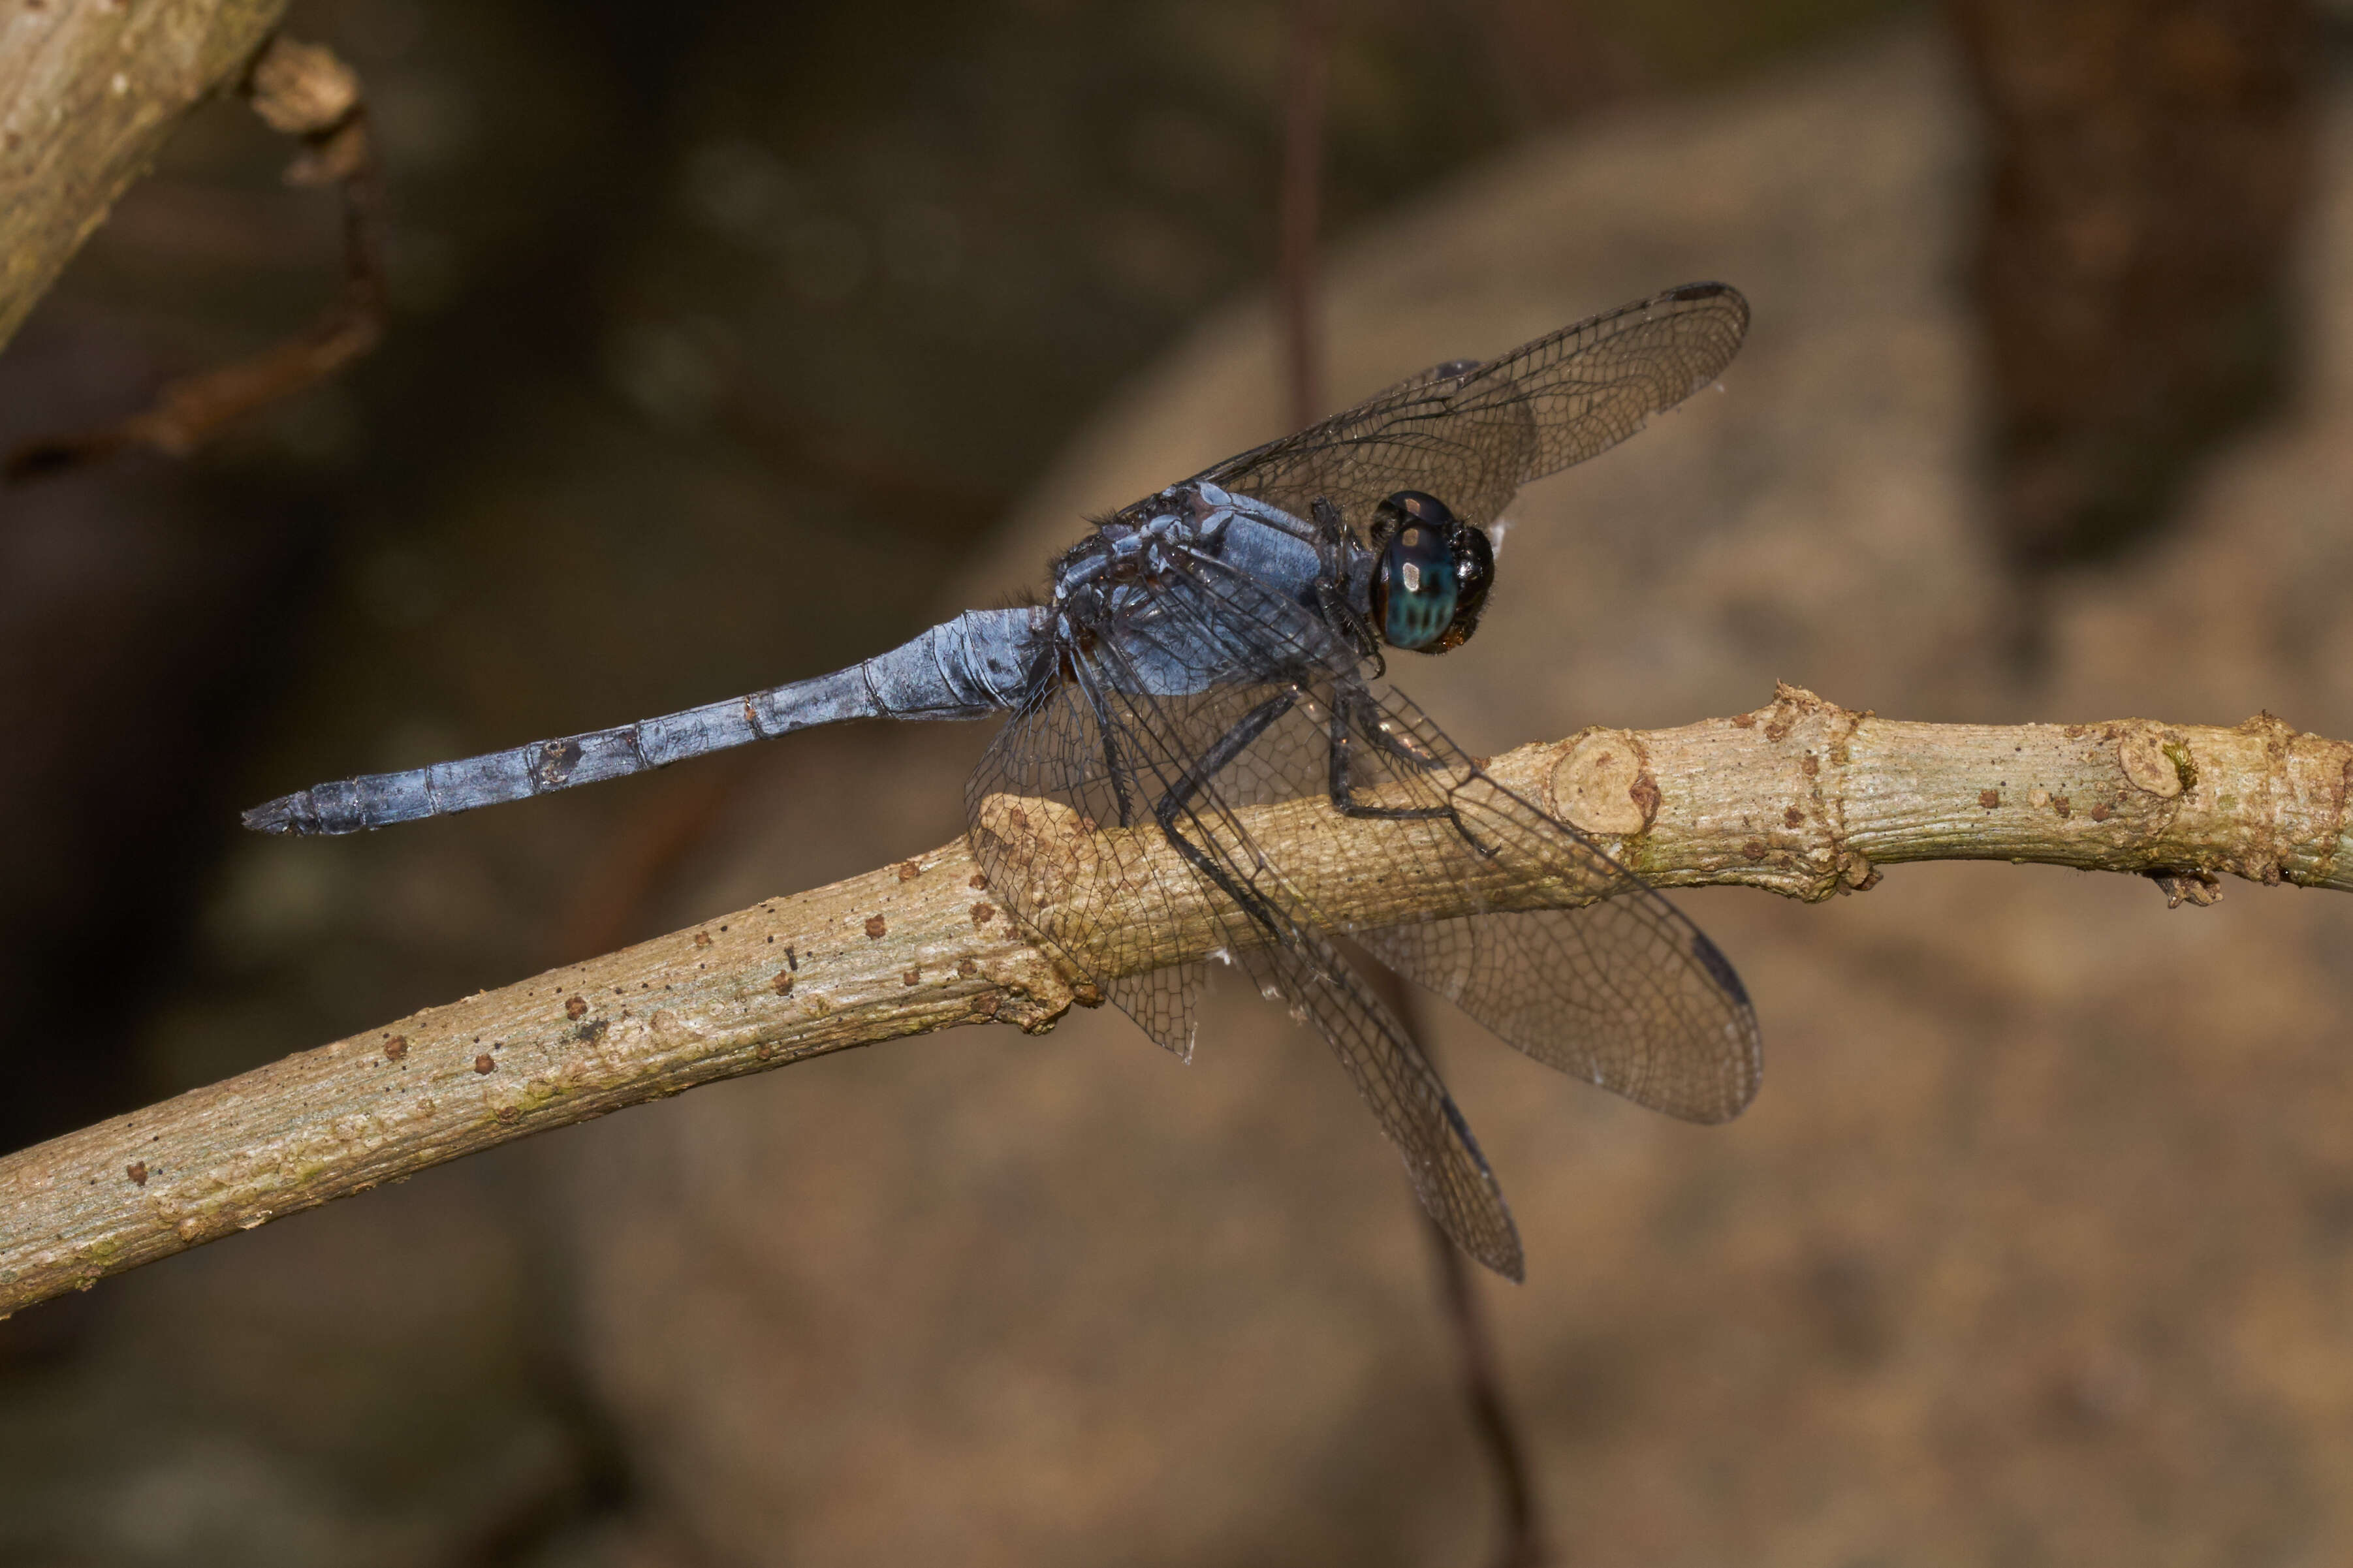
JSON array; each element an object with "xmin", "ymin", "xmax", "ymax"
[
  {"xmin": 4, "ymin": 685, "xmax": 2344, "ymax": 1316},
  {"xmin": 0, "ymin": 0, "xmax": 292, "ymax": 351}
]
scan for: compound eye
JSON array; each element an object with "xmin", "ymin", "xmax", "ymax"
[{"xmin": 1372, "ymin": 507, "xmax": 1460, "ymax": 651}]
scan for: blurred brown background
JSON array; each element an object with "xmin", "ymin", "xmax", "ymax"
[{"xmin": 7, "ymin": 0, "xmax": 2353, "ymax": 1562}]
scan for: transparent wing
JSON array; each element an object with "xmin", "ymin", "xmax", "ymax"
[
  {"xmin": 965, "ymin": 671, "xmax": 1214, "ymax": 1061},
  {"xmin": 966, "ymin": 565, "xmax": 1524, "ymax": 1278},
  {"xmin": 968, "ymin": 538, "xmax": 1758, "ymax": 1276},
  {"xmin": 1148, "ymin": 281, "xmax": 1748, "ymax": 537},
  {"xmin": 1132, "ymin": 552, "xmax": 1759, "ymax": 1123},
  {"xmin": 1351, "ymin": 693, "xmax": 1761, "ymax": 1125}
]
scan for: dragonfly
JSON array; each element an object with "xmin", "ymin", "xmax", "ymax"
[{"xmin": 248, "ymin": 281, "xmax": 1762, "ymax": 1280}]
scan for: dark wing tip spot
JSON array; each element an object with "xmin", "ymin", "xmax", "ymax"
[
  {"xmin": 1664, "ymin": 280, "xmax": 1737, "ymax": 304},
  {"xmin": 1690, "ymin": 928, "xmax": 1750, "ymax": 1009}
]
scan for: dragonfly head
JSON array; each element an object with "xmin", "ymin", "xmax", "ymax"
[{"xmin": 1368, "ymin": 491, "xmax": 1492, "ymax": 654}]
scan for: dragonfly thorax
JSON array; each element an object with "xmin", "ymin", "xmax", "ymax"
[{"xmin": 1055, "ymin": 510, "xmax": 1190, "ymax": 599}]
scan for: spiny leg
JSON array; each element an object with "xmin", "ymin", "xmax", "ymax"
[
  {"xmin": 1309, "ymin": 497, "xmax": 1383, "ymax": 672},
  {"xmin": 1327, "ymin": 685, "xmax": 1455, "ymax": 822},
  {"xmin": 1148, "ymin": 689, "xmax": 1299, "ymax": 941},
  {"xmin": 1081, "ymin": 678, "xmax": 1139, "ymax": 828}
]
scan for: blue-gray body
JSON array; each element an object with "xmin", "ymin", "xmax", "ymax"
[{"xmin": 244, "ymin": 484, "xmax": 1355, "ymax": 836}]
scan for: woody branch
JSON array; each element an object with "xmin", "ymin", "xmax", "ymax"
[{"xmin": 1, "ymin": 684, "xmax": 2338, "ymax": 1316}]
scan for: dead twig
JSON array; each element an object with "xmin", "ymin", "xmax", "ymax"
[
  {"xmin": 1367, "ymin": 958, "xmax": 1548, "ymax": 1568},
  {"xmin": 1423, "ymin": 1193, "xmax": 1546, "ymax": 1568},
  {"xmin": 2, "ymin": 685, "xmax": 2346, "ymax": 1317},
  {"xmin": 5, "ymin": 36, "xmax": 389, "ymax": 484}
]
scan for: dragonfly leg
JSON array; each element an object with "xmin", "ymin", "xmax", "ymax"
[
  {"xmin": 1081, "ymin": 683, "xmax": 1139, "ymax": 828},
  {"xmin": 1327, "ymin": 687, "xmax": 1454, "ymax": 822},
  {"xmin": 1148, "ymin": 690, "xmax": 1300, "ymax": 941},
  {"xmin": 1310, "ymin": 498, "xmax": 1383, "ymax": 672}
]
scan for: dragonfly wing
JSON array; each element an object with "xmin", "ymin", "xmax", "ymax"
[
  {"xmin": 1352, "ymin": 763, "xmax": 1761, "ymax": 1121},
  {"xmin": 1363, "ymin": 902, "xmax": 1759, "ymax": 1124},
  {"xmin": 1164, "ymin": 281, "xmax": 1748, "ymax": 536},
  {"xmin": 970, "ymin": 532, "xmax": 1754, "ymax": 1274},
  {"xmin": 970, "ymin": 556, "xmax": 1523, "ymax": 1274},
  {"xmin": 1125, "ymin": 554, "xmax": 1763, "ymax": 1123},
  {"xmin": 1230, "ymin": 911, "xmax": 1524, "ymax": 1278},
  {"xmin": 968, "ymin": 672, "xmax": 1214, "ymax": 1059},
  {"xmin": 1075, "ymin": 612, "xmax": 1524, "ymax": 1278}
]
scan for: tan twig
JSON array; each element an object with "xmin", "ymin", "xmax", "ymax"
[
  {"xmin": 2, "ymin": 685, "xmax": 2345, "ymax": 1317},
  {"xmin": 5, "ymin": 35, "xmax": 389, "ymax": 484}
]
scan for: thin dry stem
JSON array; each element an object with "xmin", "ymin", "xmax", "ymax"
[{"xmin": 3, "ymin": 685, "xmax": 2344, "ymax": 1316}]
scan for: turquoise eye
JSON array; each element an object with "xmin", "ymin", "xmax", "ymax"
[
  {"xmin": 1378, "ymin": 523, "xmax": 1459, "ymax": 651},
  {"xmin": 1368, "ymin": 490, "xmax": 1492, "ymax": 656}
]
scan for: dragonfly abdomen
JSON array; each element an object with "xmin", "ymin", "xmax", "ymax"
[{"xmin": 244, "ymin": 608, "xmax": 1049, "ymax": 835}]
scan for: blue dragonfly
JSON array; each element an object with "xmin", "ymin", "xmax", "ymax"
[{"xmin": 249, "ymin": 283, "xmax": 1760, "ymax": 1278}]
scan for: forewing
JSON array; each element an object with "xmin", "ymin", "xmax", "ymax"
[{"xmin": 1171, "ymin": 281, "xmax": 1748, "ymax": 535}]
